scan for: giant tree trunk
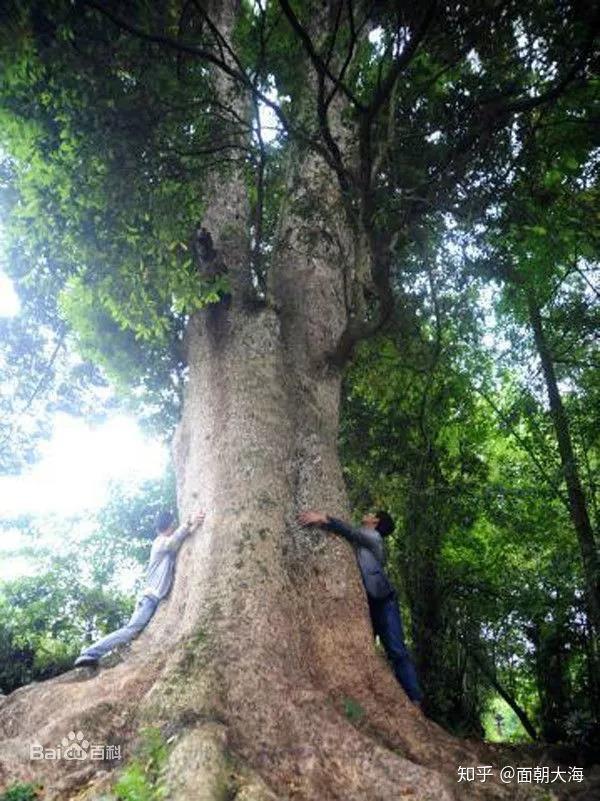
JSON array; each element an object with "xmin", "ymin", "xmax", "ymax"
[
  {"xmin": 0, "ymin": 304, "xmax": 544, "ymax": 788},
  {"xmin": 0, "ymin": 299, "xmax": 525, "ymax": 801},
  {"xmin": 0, "ymin": 169, "xmax": 538, "ymax": 801},
  {"xmin": 1, "ymin": 143, "xmax": 521, "ymax": 801}
]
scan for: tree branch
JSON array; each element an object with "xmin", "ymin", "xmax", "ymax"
[
  {"xmin": 82, "ymin": 0, "xmax": 336, "ymax": 169},
  {"xmin": 0, "ymin": 330, "xmax": 66, "ymax": 451},
  {"xmin": 363, "ymin": 1, "xmax": 438, "ymax": 125},
  {"xmin": 325, "ymin": 0, "xmax": 373, "ymax": 109},
  {"xmin": 327, "ymin": 232, "xmax": 396, "ymax": 367},
  {"xmin": 277, "ymin": 0, "xmax": 364, "ymax": 109},
  {"xmin": 467, "ymin": 377, "xmax": 569, "ymax": 510}
]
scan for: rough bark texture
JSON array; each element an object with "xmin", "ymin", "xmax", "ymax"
[{"xmin": 0, "ymin": 264, "xmax": 546, "ymax": 801}]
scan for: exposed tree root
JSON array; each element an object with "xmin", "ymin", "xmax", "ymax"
[{"xmin": 0, "ymin": 629, "xmax": 561, "ymax": 801}]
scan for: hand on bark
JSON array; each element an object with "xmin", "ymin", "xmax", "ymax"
[
  {"xmin": 187, "ymin": 511, "xmax": 206, "ymax": 531},
  {"xmin": 298, "ymin": 510, "xmax": 328, "ymax": 527}
]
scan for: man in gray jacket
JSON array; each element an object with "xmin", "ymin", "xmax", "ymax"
[
  {"xmin": 298, "ymin": 509, "xmax": 422, "ymax": 705},
  {"xmin": 74, "ymin": 509, "xmax": 204, "ymax": 668}
]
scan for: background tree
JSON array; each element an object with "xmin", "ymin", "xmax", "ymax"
[{"xmin": 463, "ymin": 99, "xmax": 600, "ymax": 716}]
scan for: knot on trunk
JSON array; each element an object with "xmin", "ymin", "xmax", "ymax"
[{"xmin": 192, "ymin": 224, "xmax": 228, "ymax": 280}]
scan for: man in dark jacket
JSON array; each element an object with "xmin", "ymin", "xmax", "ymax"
[{"xmin": 298, "ymin": 509, "xmax": 422, "ymax": 706}]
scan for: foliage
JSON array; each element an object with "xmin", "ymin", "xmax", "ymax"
[
  {"xmin": 339, "ymin": 232, "xmax": 598, "ymax": 743},
  {"xmin": 0, "ymin": 783, "xmax": 42, "ymax": 801},
  {"xmin": 340, "ymin": 262, "xmax": 495, "ymax": 733},
  {"xmin": 1, "ymin": 0, "xmax": 596, "ymax": 430},
  {"xmin": 0, "ymin": 0, "xmax": 598, "ymax": 752},
  {"xmin": 0, "ymin": 4, "xmax": 236, "ymax": 449},
  {"xmin": 483, "ymin": 698, "xmax": 529, "ymax": 743},
  {"xmin": 0, "ymin": 565, "xmax": 133, "ymax": 693},
  {"xmin": 113, "ymin": 727, "xmax": 169, "ymax": 801}
]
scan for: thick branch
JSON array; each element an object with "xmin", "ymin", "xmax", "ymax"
[
  {"xmin": 325, "ymin": 1, "xmax": 373, "ymax": 109},
  {"xmin": 83, "ymin": 0, "xmax": 241, "ymax": 81},
  {"xmin": 327, "ymin": 237, "xmax": 395, "ymax": 367},
  {"xmin": 277, "ymin": 0, "xmax": 363, "ymax": 109}
]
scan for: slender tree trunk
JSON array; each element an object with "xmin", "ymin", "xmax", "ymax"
[
  {"xmin": 404, "ymin": 461, "xmax": 445, "ymax": 722},
  {"xmin": 526, "ymin": 293, "xmax": 600, "ymax": 651},
  {"xmin": 470, "ymin": 653, "xmax": 538, "ymax": 741}
]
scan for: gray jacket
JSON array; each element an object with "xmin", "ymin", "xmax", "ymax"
[
  {"xmin": 324, "ymin": 517, "xmax": 394, "ymax": 600},
  {"xmin": 143, "ymin": 523, "xmax": 190, "ymax": 600}
]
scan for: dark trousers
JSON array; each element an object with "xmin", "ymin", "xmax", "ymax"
[{"xmin": 368, "ymin": 592, "xmax": 423, "ymax": 703}]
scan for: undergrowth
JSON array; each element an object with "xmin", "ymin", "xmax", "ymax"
[
  {"xmin": 0, "ymin": 784, "xmax": 42, "ymax": 801},
  {"xmin": 112, "ymin": 726, "xmax": 169, "ymax": 801}
]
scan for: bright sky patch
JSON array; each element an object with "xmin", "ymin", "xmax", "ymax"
[{"xmin": 0, "ymin": 413, "xmax": 167, "ymax": 518}]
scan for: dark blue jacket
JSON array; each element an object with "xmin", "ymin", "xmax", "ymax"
[{"xmin": 325, "ymin": 517, "xmax": 394, "ymax": 600}]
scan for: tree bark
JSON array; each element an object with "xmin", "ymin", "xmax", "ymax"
[{"xmin": 1, "ymin": 98, "xmax": 519, "ymax": 801}]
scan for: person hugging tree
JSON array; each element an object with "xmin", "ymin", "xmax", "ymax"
[{"xmin": 298, "ymin": 508, "xmax": 422, "ymax": 708}]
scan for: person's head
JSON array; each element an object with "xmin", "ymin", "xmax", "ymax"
[
  {"xmin": 362, "ymin": 509, "xmax": 395, "ymax": 537},
  {"xmin": 156, "ymin": 510, "xmax": 176, "ymax": 536}
]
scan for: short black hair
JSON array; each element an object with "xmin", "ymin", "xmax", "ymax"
[
  {"xmin": 375, "ymin": 510, "xmax": 395, "ymax": 537},
  {"xmin": 156, "ymin": 510, "xmax": 174, "ymax": 532}
]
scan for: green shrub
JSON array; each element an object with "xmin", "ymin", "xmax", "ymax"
[
  {"xmin": 342, "ymin": 697, "xmax": 365, "ymax": 723},
  {"xmin": 113, "ymin": 727, "xmax": 168, "ymax": 801},
  {"xmin": 0, "ymin": 783, "xmax": 42, "ymax": 801}
]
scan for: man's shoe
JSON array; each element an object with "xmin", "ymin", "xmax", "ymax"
[{"xmin": 74, "ymin": 655, "xmax": 99, "ymax": 668}]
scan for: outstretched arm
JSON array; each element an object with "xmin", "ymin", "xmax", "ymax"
[
  {"xmin": 166, "ymin": 510, "xmax": 206, "ymax": 552},
  {"xmin": 297, "ymin": 510, "xmax": 378, "ymax": 550}
]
